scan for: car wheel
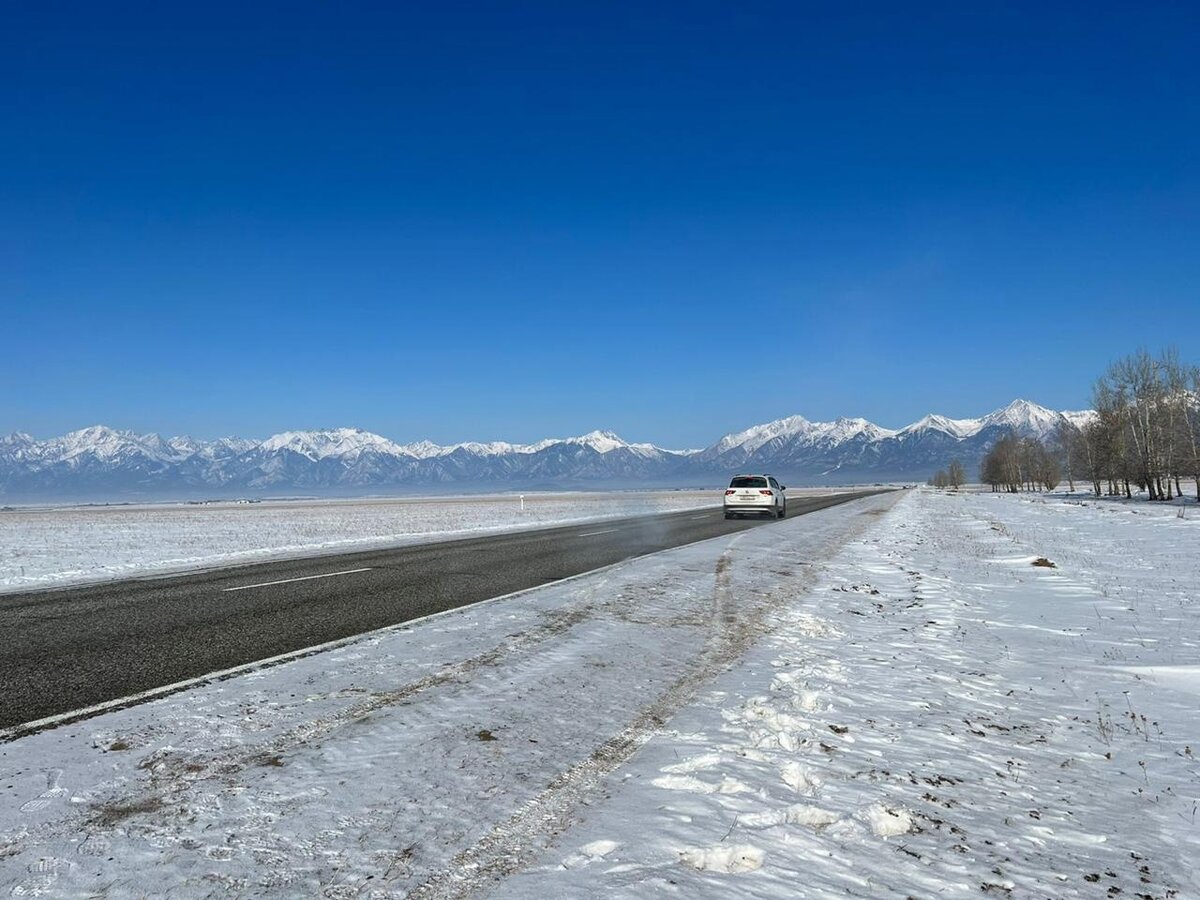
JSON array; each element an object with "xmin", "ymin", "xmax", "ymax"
[{"xmin": 778, "ymin": 504, "xmax": 786, "ymax": 518}]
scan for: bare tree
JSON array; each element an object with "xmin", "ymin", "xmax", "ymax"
[
  {"xmin": 1162, "ymin": 350, "xmax": 1200, "ymax": 501},
  {"xmin": 980, "ymin": 444, "xmax": 1004, "ymax": 491},
  {"xmin": 1187, "ymin": 365, "xmax": 1200, "ymax": 500},
  {"xmin": 1079, "ymin": 418, "xmax": 1103, "ymax": 496},
  {"xmin": 1051, "ymin": 420, "xmax": 1080, "ymax": 493},
  {"xmin": 947, "ymin": 459, "xmax": 966, "ymax": 490},
  {"xmin": 1092, "ymin": 379, "xmax": 1133, "ymax": 497},
  {"xmin": 1028, "ymin": 439, "xmax": 1061, "ymax": 491},
  {"xmin": 980, "ymin": 434, "xmax": 1023, "ymax": 493}
]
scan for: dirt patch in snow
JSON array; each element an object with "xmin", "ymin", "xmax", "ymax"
[{"xmin": 89, "ymin": 796, "xmax": 164, "ymax": 827}]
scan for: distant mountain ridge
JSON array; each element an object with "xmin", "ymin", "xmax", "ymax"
[{"xmin": 0, "ymin": 400, "xmax": 1092, "ymax": 501}]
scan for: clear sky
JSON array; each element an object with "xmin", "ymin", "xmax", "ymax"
[{"xmin": 4, "ymin": 2, "xmax": 1197, "ymax": 447}]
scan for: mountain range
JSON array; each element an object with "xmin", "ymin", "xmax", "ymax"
[{"xmin": 0, "ymin": 400, "xmax": 1092, "ymax": 502}]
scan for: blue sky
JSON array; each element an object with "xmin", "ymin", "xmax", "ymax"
[{"xmin": 4, "ymin": 2, "xmax": 1197, "ymax": 447}]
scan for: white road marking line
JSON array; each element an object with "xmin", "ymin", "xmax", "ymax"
[
  {"xmin": 221, "ymin": 567, "xmax": 374, "ymax": 592},
  {"xmin": 577, "ymin": 528, "xmax": 619, "ymax": 537},
  {"xmin": 689, "ymin": 515, "xmax": 709, "ymax": 519}
]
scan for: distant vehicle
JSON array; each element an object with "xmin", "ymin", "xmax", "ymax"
[{"xmin": 724, "ymin": 474, "xmax": 786, "ymax": 519}]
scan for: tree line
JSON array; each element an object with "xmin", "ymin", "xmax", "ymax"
[
  {"xmin": 979, "ymin": 435, "xmax": 1061, "ymax": 493},
  {"xmin": 928, "ymin": 460, "xmax": 966, "ymax": 490},
  {"xmin": 980, "ymin": 348, "xmax": 1199, "ymax": 500}
]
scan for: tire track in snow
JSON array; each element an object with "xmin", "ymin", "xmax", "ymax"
[
  {"xmin": 29, "ymin": 575, "xmax": 620, "ymax": 848},
  {"xmin": 152, "ymin": 583, "xmax": 612, "ymax": 778},
  {"xmin": 405, "ymin": 511, "xmax": 886, "ymax": 900}
]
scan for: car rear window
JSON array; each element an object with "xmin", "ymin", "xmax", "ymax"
[{"xmin": 730, "ymin": 476, "xmax": 768, "ymax": 488}]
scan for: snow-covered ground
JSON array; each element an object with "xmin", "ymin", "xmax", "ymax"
[
  {"xmin": 502, "ymin": 490, "xmax": 1200, "ymax": 898},
  {"xmin": 0, "ymin": 490, "xmax": 730, "ymax": 593},
  {"xmin": 2, "ymin": 489, "xmax": 1197, "ymax": 898},
  {"xmin": 1054, "ymin": 485, "xmax": 1200, "ymax": 507}
]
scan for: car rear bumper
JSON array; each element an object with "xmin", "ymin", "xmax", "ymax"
[{"xmin": 723, "ymin": 504, "xmax": 777, "ymax": 515}]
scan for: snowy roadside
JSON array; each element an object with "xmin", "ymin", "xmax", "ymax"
[
  {"xmin": 0, "ymin": 492, "xmax": 895, "ymax": 898},
  {"xmin": 3, "ymin": 487, "xmax": 1196, "ymax": 899},
  {"xmin": 0, "ymin": 489, "xmax": 737, "ymax": 594},
  {"xmin": 502, "ymin": 489, "xmax": 1200, "ymax": 899}
]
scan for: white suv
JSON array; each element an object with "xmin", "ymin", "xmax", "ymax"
[{"xmin": 724, "ymin": 474, "xmax": 787, "ymax": 519}]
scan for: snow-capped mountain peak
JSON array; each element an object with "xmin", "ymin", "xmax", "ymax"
[
  {"xmin": 712, "ymin": 415, "xmax": 815, "ymax": 455},
  {"xmin": 45, "ymin": 425, "xmax": 174, "ymax": 462},
  {"xmin": 397, "ymin": 439, "xmax": 449, "ymax": 459},
  {"xmin": 259, "ymin": 428, "xmax": 408, "ymax": 460},
  {"xmin": 566, "ymin": 430, "xmax": 633, "ymax": 453},
  {"xmin": 712, "ymin": 414, "xmax": 902, "ymax": 457},
  {"xmin": 395, "ymin": 433, "xmax": 652, "ymax": 459},
  {"xmin": 61, "ymin": 424, "xmax": 124, "ymax": 447},
  {"xmin": 167, "ymin": 436, "xmax": 206, "ymax": 456},
  {"xmin": 1061, "ymin": 409, "xmax": 1097, "ymax": 430},
  {"xmin": 895, "ymin": 400, "xmax": 1066, "ymax": 441},
  {"xmin": 979, "ymin": 399, "xmax": 1062, "ymax": 436},
  {"xmin": 817, "ymin": 417, "xmax": 899, "ymax": 443},
  {"xmin": 898, "ymin": 413, "xmax": 982, "ymax": 439}
]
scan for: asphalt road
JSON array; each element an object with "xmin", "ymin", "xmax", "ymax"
[{"xmin": 0, "ymin": 489, "xmax": 888, "ymax": 731}]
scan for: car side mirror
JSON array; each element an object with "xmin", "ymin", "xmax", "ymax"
[{"xmin": 780, "ymin": 485, "xmax": 787, "ymax": 491}]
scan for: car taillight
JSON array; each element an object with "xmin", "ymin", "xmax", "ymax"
[
  {"xmin": 725, "ymin": 489, "xmax": 736, "ymax": 495},
  {"xmin": 759, "ymin": 490, "xmax": 773, "ymax": 495}
]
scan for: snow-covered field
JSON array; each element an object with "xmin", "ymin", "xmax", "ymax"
[
  {"xmin": 0, "ymin": 490, "xmax": 729, "ymax": 593},
  {"xmin": 2, "ymin": 489, "xmax": 1197, "ymax": 898}
]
